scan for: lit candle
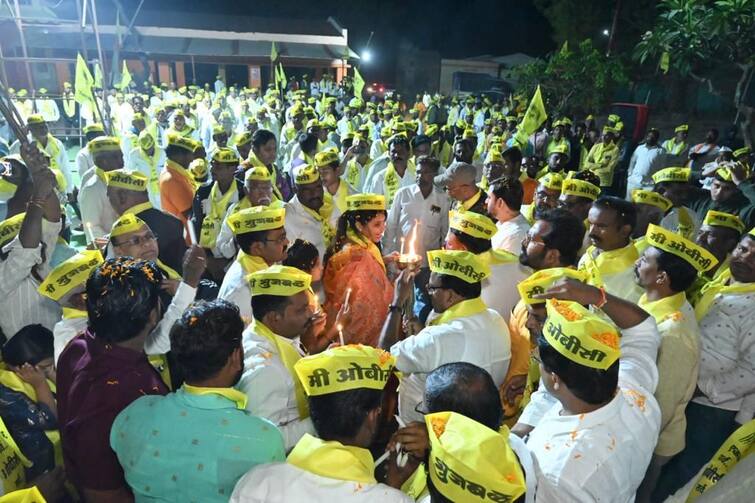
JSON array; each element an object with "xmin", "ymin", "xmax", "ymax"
[
  {"xmin": 400, "ymin": 237, "xmax": 405, "ymax": 255},
  {"xmin": 85, "ymin": 222, "xmax": 96, "ymax": 245},
  {"xmin": 344, "ymin": 287, "xmax": 352, "ymax": 307},
  {"xmin": 186, "ymin": 223, "xmax": 198, "ymax": 246},
  {"xmin": 337, "ymin": 324, "xmax": 345, "ymax": 346}
]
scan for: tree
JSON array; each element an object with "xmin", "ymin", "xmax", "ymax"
[
  {"xmin": 635, "ymin": 0, "xmax": 755, "ymax": 147},
  {"xmin": 512, "ymin": 39, "xmax": 627, "ymax": 117}
]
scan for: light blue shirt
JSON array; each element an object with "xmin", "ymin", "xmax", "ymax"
[{"xmin": 111, "ymin": 385, "xmax": 285, "ymax": 502}]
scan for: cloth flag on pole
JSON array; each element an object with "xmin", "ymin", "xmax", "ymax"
[
  {"xmin": 660, "ymin": 51, "xmax": 670, "ymax": 74},
  {"xmin": 270, "ymin": 41, "xmax": 278, "ymax": 62},
  {"xmin": 74, "ymin": 53, "xmax": 95, "ymax": 107},
  {"xmin": 94, "ymin": 62, "xmax": 104, "ymax": 89},
  {"xmin": 277, "ymin": 63, "xmax": 287, "ymax": 88},
  {"xmin": 118, "ymin": 60, "xmax": 132, "ymax": 90},
  {"xmin": 353, "ymin": 67, "xmax": 365, "ymax": 97},
  {"xmin": 513, "ymin": 85, "xmax": 547, "ymax": 148}
]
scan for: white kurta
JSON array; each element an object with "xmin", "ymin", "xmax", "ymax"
[
  {"xmin": 75, "ymin": 146, "xmax": 95, "ymax": 185},
  {"xmin": 391, "ymin": 307, "xmax": 512, "ymax": 423},
  {"xmin": 382, "ymin": 185, "xmax": 451, "ymax": 267},
  {"xmin": 694, "ymin": 286, "xmax": 755, "ymax": 423},
  {"xmin": 284, "ymin": 197, "xmax": 341, "ymax": 260},
  {"xmin": 236, "ymin": 325, "xmax": 315, "ymax": 450},
  {"xmin": 625, "ymin": 143, "xmax": 666, "ymax": 196},
  {"xmin": 367, "ymin": 165, "xmax": 415, "ymax": 207},
  {"xmin": 127, "ymin": 146, "xmax": 167, "ymax": 210},
  {"xmin": 53, "ymin": 316, "xmax": 88, "ymax": 364},
  {"xmin": 491, "ymin": 213, "xmax": 531, "ymax": 254},
  {"xmin": 217, "ymin": 260, "xmax": 253, "ymax": 324},
  {"xmin": 523, "ymin": 317, "xmax": 662, "ymax": 503},
  {"xmin": 78, "ymin": 172, "xmax": 119, "ymax": 239},
  {"xmin": 230, "ymin": 462, "xmax": 413, "ymax": 503},
  {"xmin": 482, "ymin": 260, "xmax": 531, "ymax": 323}
]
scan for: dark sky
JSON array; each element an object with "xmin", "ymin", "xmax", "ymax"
[{"xmin": 113, "ymin": 0, "xmax": 554, "ymax": 82}]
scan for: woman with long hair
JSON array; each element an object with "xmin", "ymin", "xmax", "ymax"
[{"xmin": 323, "ymin": 194, "xmax": 396, "ymax": 346}]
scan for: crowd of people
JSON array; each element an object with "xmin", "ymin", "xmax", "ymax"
[{"xmin": 0, "ymin": 73, "xmax": 754, "ymax": 503}]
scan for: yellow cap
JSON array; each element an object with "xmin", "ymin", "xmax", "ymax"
[
  {"xmin": 88, "ymin": 136, "xmax": 122, "ymax": 155},
  {"xmin": 517, "ymin": 267, "xmax": 589, "ymax": 305},
  {"xmin": 549, "ymin": 143, "xmax": 569, "ymax": 156},
  {"xmin": 484, "ymin": 148, "xmax": 503, "ymax": 164},
  {"xmin": 38, "ymin": 250, "xmax": 103, "ymax": 301},
  {"xmin": 449, "ymin": 210, "xmax": 497, "ymax": 240},
  {"xmin": 652, "ymin": 167, "xmax": 690, "ymax": 184},
  {"xmin": 248, "ymin": 265, "xmax": 312, "ymax": 296},
  {"xmin": 212, "ymin": 147, "xmax": 240, "ymax": 164},
  {"xmin": 561, "ymin": 176, "xmax": 600, "ymax": 201},
  {"xmin": 212, "ymin": 124, "xmax": 225, "ymax": 135},
  {"xmin": 234, "ymin": 131, "xmax": 253, "ymax": 147},
  {"xmin": 674, "ymin": 124, "xmax": 689, "ymax": 133},
  {"xmin": 167, "ymin": 132, "xmax": 197, "ymax": 152},
  {"xmin": 544, "ymin": 298, "xmax": 620, "ymax": 370},
  {"xmin": 631, "ymin": 189, "xmax": 673, "ymax": 212},
  {"xmin": 0, "ymin": 212, "xmax": 25, "ymax": 246},
  {"xmin": 105, "ymin": 169, "xmax": 148, "ymax": 192},
  {"xmin": 426, "ymin": 412, "xmax": 526, "ymax": 503},
  {"xmin": 83, "ymin": 123, "xmax": 105, "ymax": 134},
  {"xmin": 314, "ymin": 148, "xmax": 340, "ymax": 168},
  {"xmin": 294, "ymin": 164, "xmax": 321, "ymax": 185},
  {"xmin": 463, "ymin": 128, "xmax": 477, "ymax": 140},
  {"xmin": 427, "ymin": 249, "xmax": 490, "ymax": 283},
  {"xmin": 26, "ymin": 114, "xmax": 45, "ymax": 125},
  {"xmin": 425, "ymin": 124, "xmax": 439, "ymax": 137},
  {"xmin": 734, "ymin": 147, "xmax": 751, "ymax": 158},
  {"xmin": 346, "ymin": 194, "xmax": 386, "ymax": 212},
  {"xmin": 244, "ymin": 165, "xmax": 273, "ymax": 182},
  {"xmin": 538, "ymin": 171, "xmax": 564, "ymax": 191},
  {"xmin": 189, "ymin": 158, "xmax": 208, "ymax": 180},
  {"xmin": 110, "ymin": 213, "xmax": 147, "ymax": 238},
  {"xmin": 714, "ymin": 165, "xmax": 735, "ymax": 182},
  {"xmin": 602, "ymin": 125, "xmax": 617, "ymax": 135},
  {"xmin": 645, "ymin": 224, "xmax": 718, "ymax": 272},
  {"xmin": 227, "ymin": 205, "xmax": 285, "ymax": 235},
  {"xmin": 703, "ymin": 210, "xmax": 745, "ymax": 234},
  {"xmin": 294, "ymin": 344, "xmax": 395, "ymax": 396}
]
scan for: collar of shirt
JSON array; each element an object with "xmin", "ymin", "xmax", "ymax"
[{"xmin": 180, "ymin": 384, "xmax": 248, "ymax": 410}]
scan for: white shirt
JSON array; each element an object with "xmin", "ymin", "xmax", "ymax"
[
  {"xmin": 660, "ymin": 206, "xmax": 700, "ymax": 241},
  {"xmin": 625, "ymin": 143, "xmax": 666, "ymax": 196},
  {"xmin": 237, "ymin": 325, "xmax": 315, "ymax": 450},
  {"xmin": 492, "ymin": 213, "xmax": 531, "ymax": 254},
  {"xmin": 0, "ymin": 219, "xmax": 63, "ymax": 339},
  {"xmin": 482, "ymin": 259, "xmax": 531, "ymax": 324},
  {"xmin": 523, "ymin": 317, "xmax": 662, "ymax": 503},
  {"xmin": 367, "ymin": 164, "xmax": 416, "ymax": 207},
  {"xmin": 53, "ymin": 316, "xmax": 88, "ymax": 364},
  {"xmin": 391, "ymin": 306, "xmax": 512, "ymax": 423},
  {"xmin": 694, "ymin": 287, "xmax": 755, "ymax": 421},
  {"xmin": 382, "ymin": 185, "xmax": 451, "ymax": 267},
  {"xmin": 75, "ymin": 146, "xmax": 95, "ymax": 185},
  {"xmin": 78, "ymin": 171, "xmax": 119, "ymax": 239},
  {"xmin": 127, "ymin": 146, "xmax": 167, "ymax": 210},
  {"xmin": 284, "ymin": 196, "xmax": 341, "ymax": 260},
  {"xmin": 10, "ymin": 136, "xmax": 71, "ymax": 193},
  {"xmin": 217, "ymin": 260, "xmax": 253, "ymax": 324},
  {"xmin": 230, "ymin": 462, "xmax": 413, "ymax": 503}
]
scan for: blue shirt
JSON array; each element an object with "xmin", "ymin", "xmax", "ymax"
[{"xmin": 110, "ymin": 385, "xmax": 285, "ymax": 502}]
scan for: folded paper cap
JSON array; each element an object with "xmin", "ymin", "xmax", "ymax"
[
  {"xmin": 538, "ymin": 172, "xmax": 564, "ymax": 191},
  {"xmin": 83, "ymin": 123, "xmax": 105, "ymax": 134},
  {"xmin": 428, "ymin": 249, "xmax": 490, "ymax": 284},
  {"xmin": 88, "ymin": 136, "xmax": 121, "ymax": 155},
  {"xmin": 234, "ymin": 131, "xmax": 253, "ymax": 147},
  {"xmin": 561, "ymin": 176, "xmax": 600, "ymax": 201},
  {"xmin": 426, "ymin": 412, "xmax": 526, "ymax": 503},
  {"xmin": 703, "ymin": 210, "xmax": 745, "ymax": 234},
  {"xmin": 463, "ymin": 128, "xmax": 477, "ymax": 140},
  {"xmin": 314, "ymin": 148, "xmax": 340, "ymax": 168},
  {"xmin": 26, "ymin": 114, "xmax": 45, "ymax": 125},
  {"xmin": 652, "ymin": 167, "xmax": 690, "ymax": 184},
  {"xmin": 517, "ymin": 267, "xmax": 589, "ymax": 305},
  {"xmin": 631, "ymin": 189, "xmax": 673, "ymax": 212},
  {"xmin": 346, "ymin": 194, "xmax": 386, "ymax": 212},
  {"xmin": 105, "ymin": 169, "xmax": 148, "ymax": 192},
  {"xmin": 484, "ymin": 148, "xmax": 503, "ymax": 165},
  {"xmin": 293, "ymin": 164, "xmax": 321, "ymax": 185},
  {"xmin": 674, "ymin": 124, "xmax": 689, "ymax": 133},
  {"xmin": 244, "ymin": 165, "xmax": 273, "ymax": 182},
  {"xmin": 189, "ymin": 158, "xmax": 208, "ymax": 180},
  {"xmin": 449, "ymin": 210, "xmax": 497, "ymax": 240},
  {"xmin": 110, "ymin": 213, "xmax": 147, "ymax": 238},
  {"xmin": 544, "ymin": 298, "xmax": 620, "ymax": 370},
  {"xmin": 38, "ymin": 250, "xmax": 103, "ymax": 301},
  {"xmin": 167, "ymin": 132, "xmax": 196, "ymax": 152},
  {"xmin": 212, "ymin": 147, "xmax": 240, "ymax": 164},
  {"xmin": 294, "ymin": 344, "xmax": 395, "ymax": 396},
  {"xmin": 0, "ymin": 212, "xmax": 25, "ymax": 246},
  {"xmin": 645, "ymin": 224, "xmax": 718, "ymax": 272},
  {"xmin": 227, "ymin": 205, "xmax": 285, "ymax": 235},
  {"xmin": 549, "ymin": 143, "xmax": 569, "ymax": 157},
  {"xmin": 734, "ymin": 147, "xmax": 751, "ymax": 158},
  {"xmin": 248, "ymin": 265, "xmax": 312, "ymax": 296}
]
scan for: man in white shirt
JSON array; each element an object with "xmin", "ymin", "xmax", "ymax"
[
  {"xmin": 626, "ymin": 128, "xmax": 666, "ymax": 197},
  {"xmin": 127, "ymin": 131, "xmax": 165, "ymax": 209},
  {"xmin": 0, "ymin": 154, "xmax": 62, "ymax": 339},
  {"xmin": 578, "ymin": 195, "xmax": 644, "ymax": 303},
  {"xmin": 487, "ymin": 176, "xmax": 531, "ymax": 254},
  {"xmin": 380, "ymin": 250, "xmax": 511, "ymax": 423},
  {"xmin": 368, "ymin": 134, "xmax": 416, "ymax": 209},
  {"xmin": 78, "ymin": 136, "xmax": 123, "ymax": 240},
  {"xmin": 75, "ymin": 123, "xmax": 105, "ymax": 186},
  {"xmin": 514, "ymin": 278, "xmax": 661, "ymax": 503},
  {"xmin": 232, "ymin": 345, "xmax": 412, "ymax": 502},
  {"xmin": 10, "ymin": 115, "xmax": 72, "ymax": 197},
  {"xmin": 653, "ymin": 230, "xmax": 755, "ymax": 500}
]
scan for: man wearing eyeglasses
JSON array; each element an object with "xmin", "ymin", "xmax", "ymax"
[{"xmin": 434, "ymin": 161, "xmax": 489, "ymax": 217}]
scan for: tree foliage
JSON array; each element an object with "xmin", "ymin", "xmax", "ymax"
[{"xmin": 512, "ymin": 39, "xmax": 627, "ymax": 117}]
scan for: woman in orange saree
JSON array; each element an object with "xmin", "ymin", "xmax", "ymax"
[{"xmin": 323, "ymin": 194, "xmax": 395, "ymax": 347}]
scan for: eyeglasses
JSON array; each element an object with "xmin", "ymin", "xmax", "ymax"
[
  {"xmin": 522, "ymin": 232, "xmax": 546, "ymax": 248},
  {"xmin": 113, "ymin": 232, "xmax": 158, "ymax": 248},
  {"xmin": 263, "ymin": 232, "xmax": 288, "ymax": 245},
  {"xmin": 426, "ymin": 283, "xmax": 444, "ymax": 294}
]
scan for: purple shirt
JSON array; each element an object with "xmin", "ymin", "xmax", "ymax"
[{"xmin": 56, "ymin": 330, "xmax": 168, "ymax": 491}]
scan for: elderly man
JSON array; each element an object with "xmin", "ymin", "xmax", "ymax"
[{"xmin": 434, "ymin": 161, "xmax": 489, "ymax": 216}]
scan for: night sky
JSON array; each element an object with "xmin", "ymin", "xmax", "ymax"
[{"xmin": 115, "ymin": 0, "xmax": 555, "ymax": 83}]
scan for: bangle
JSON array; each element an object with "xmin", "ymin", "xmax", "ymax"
[{"xmin": 594, "ymin": 287, "xmax": 608, "ymax": 309}]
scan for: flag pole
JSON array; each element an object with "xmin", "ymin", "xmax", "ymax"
[{"xmin": 89, "ymin": 0, "xmax": 113, "ymax": 134}]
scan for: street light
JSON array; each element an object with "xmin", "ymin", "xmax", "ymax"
[
  {"xmin": 362, "ymin": 50, "xmax": 372, "ymax": 63},
  {"xmin": 602, "ymin": 28, "xmax": 610, "ymax": 36}
]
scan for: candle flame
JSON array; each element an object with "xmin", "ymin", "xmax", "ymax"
[{"xmin": 407, "ymin": 220, "xmax": 420, "ymax": 257}]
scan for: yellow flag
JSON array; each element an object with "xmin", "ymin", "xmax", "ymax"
[
  {"xmin": 119, "ymin": 60, "xmax": 132, "ymax": 90},
  {"xmin": 353, "ymin": 67, "xmax": 365, "ymax": 97},
  {"xmin": 74, "ymin": 53, "xmax": 95, "ymax": 107},
  {"xmin": 94, "ymin": 62, "xmax": 104, "ymax": 89},
  {"xmin": 513, "ymin": 85, "xmax": 547, "ymax": 147},
  {"xmin": 660, "ymin": 51, "xmax": 670, "ymax": 74},
  {"xmin": 270, "ymin": 41, "xmax": 278, "ymax": 62}
]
